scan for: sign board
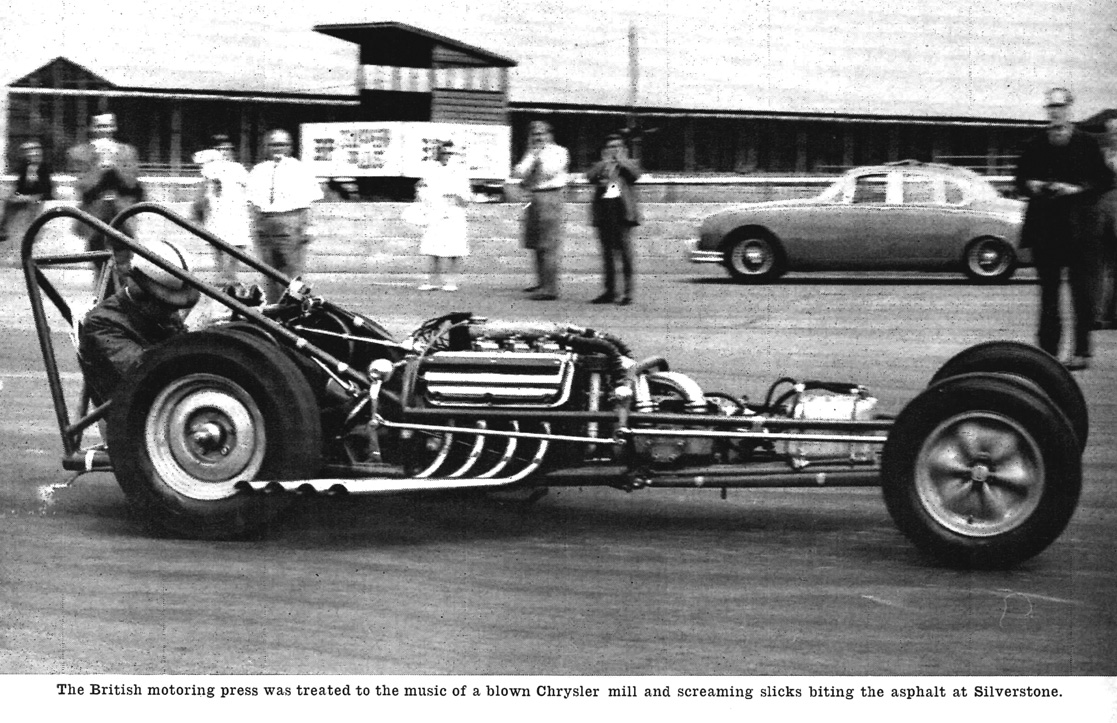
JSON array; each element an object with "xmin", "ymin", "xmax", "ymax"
[{"xmin": 300, "ymin": 122, "xmax": 511, "ymax": 180}]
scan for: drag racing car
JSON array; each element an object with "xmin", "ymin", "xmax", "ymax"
[{"xmin": 22, "ymin": 203, "xmax": 1087, "ymax": 568}]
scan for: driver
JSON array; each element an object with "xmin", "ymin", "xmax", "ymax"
[{"xmin": 78, "ymin": 239, "xmax": 199, "ymax": 402}]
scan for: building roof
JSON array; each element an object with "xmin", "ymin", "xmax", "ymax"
[
  {"xmin": 314, "ymin": 21, "xmax": 517, "ymax": 68},
  {"xmin": 7, "ymin": 56, "xmax": 358, "ymax": 105}
]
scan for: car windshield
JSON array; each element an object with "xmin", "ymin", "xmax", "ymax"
[{"xmin": 817, "ymin": 178, "xmax": 846, "ymax": 202}]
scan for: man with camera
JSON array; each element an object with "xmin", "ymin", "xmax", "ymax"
[{"xmin": 586, "ymin": 133, "xmax": 642, "ymax": 306}]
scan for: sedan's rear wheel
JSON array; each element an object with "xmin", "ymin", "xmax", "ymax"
[
  {"xmin": 963, "ymin": 237, "xmax": 1016, "ymax": 282},
  {"xmin": 723, "ymin": 233, "xmax": 785, "ymax": 282}
]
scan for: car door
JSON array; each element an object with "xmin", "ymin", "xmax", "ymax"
[
  {"xmin": 885, "ymin": 172, "xmax": 972, "ymax": 267},
  {"xmin": 815, "ymin": 172, "xmax": 896, "ymax": 268}
]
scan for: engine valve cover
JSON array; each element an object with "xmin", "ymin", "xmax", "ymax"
[{"xmin": 417, "ymin": 351, "xmax": 576, "ymax": 408}]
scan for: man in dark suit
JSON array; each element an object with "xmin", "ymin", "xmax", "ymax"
[
  {"xmin": 1014, "ymin": 88, "xmax": 1111, "ymax": 371},
  {"xmin": 67, "ymin": 112, "xmax": 145, "ymax": 286},
  {"xmin": 586, "ymin": 133, "xmax": 642, "ymax": 306}
]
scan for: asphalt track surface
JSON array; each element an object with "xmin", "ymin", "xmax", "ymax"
[{"xmin": 0, "ymin": 265, "xmax": 1114, "ymax": 675}]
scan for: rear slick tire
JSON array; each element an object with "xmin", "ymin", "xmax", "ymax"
[
  {"xmin": 881, "ymin": 374, "xmax": 1081, "ymax": 569},
  {"xmin": 930, "ymin": 340, "xmax": 1088, "ymax": 451},
  {"xmin": 107, "ymin": 330, "xmax": 322, "ymax": 539}
]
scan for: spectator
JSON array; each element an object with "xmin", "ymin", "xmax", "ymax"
[
  {"xmin": 586, "ymin": 133, "xmax": 642, "ymax": 305},
  {"xmin": 415, "ymin": 141, "xmax": 471, "ymax": 291},
  {"xmin": 246, "ymin": 129, "xmax": 323, "ymax": 303},
  {"xmin": 67, "ymin": 112, "xmax": 145, "ymax": 288},
  {"xmin": 78, "ymin": 238, "xmax": 199, "ymax": 403},
  {"xmin": 512, "ymin": 121, "xmax": 569, "ymax": 300},
  {"xmin": 1014, "ymin": 88, "xmax": 1111, "ymax": 371},
  {"xmin": 1094, "ymin": 118, "xmax": 1117, "ymax": 330},
  {"xmin": 192, "ymin": 134, "xmax": 251, "ymax": 284},
  {"xmin": 0, "ymin": 139, "xmax": 55, "ymax": 265}
]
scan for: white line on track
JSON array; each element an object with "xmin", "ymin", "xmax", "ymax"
[
  {"xmin": 0, "ymin": 371, "xmax": 84, "ymax": 381},
  {"xmin": 860, "ymin": 594, "xmax": 920, "ymax": 612}
]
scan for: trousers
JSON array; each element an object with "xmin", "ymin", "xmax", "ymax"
[
  {"xmin": 596, "ymin": 199, "xmax": 635, "ymax": 298},
  {"xmin": 522, "ymin": 189, "xmax": 565, "ymax": 296},
  {"xmin": 1035, "ymin": 247, "xmax": 1096, "ymax": 358},
  {"xmin": 254, "ymin": 209, "xmax": 309, "ymax": 303}
]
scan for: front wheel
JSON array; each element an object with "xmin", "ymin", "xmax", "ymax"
[
  {"xmin": 963, "ymin": 237, "xmax": 1016, "ymax": 282},
  {"xmin": 723, "ymin": 232, "xmax": 785, "ymax": 282},
  {"xmin": 881, "ymin": 374, "xmax": 1081, "ymax": 569},
  {"xmin": 107, "ymin": 330, "xmax": 322, "ymax": 539}
]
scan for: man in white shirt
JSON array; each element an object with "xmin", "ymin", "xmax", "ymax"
[
  {"xmin": 247, "ymin": 129, "xmax": 323, "ymax": 302},
  {"xmin": 512, "ymin": 121, "xmax": 569, "ymax": 300}
]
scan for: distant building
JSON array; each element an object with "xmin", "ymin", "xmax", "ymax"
[{"xmin": 3, "ymin": 22, "xmax": 1047, "ymax": 184}]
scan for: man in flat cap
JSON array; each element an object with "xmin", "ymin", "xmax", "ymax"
[
  {"xmin": 1014, "ymin": 87, "xmax": 1111, "ymax": 370},
  {"xmin": 68, "ymin": 112, "xmax": 145, "ymax": 288}
]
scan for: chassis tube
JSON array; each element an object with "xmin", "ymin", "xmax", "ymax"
[
  {"xmin": 382, "ymin": 418, "xmax": 887, "ymax": 445},
  {"xmin": 399, "ymin": 406, "xmax": 893, "ymax": 431}
]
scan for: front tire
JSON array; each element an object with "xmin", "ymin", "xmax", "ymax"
[
  {"xmin": 108, "ymin": 330, "xmax": 322, "ymax": 539},
  {"xmin": 723, "ymin": 232, "xmax": 786, "ymax": 282},
  {"xmin": 963, "ymin": 236, "xmax": 1016, "ymax": 282},
  {"xmin": 881, "ymin": 374, "xmax": 1081, "ymax": 569}
]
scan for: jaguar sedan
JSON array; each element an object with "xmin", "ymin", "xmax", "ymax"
[{"xmin": 689, "ymin": 161, "xmax": 1027, "ymax": 282}]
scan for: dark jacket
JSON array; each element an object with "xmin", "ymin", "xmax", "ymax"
[
  {"xmin": 78, "ymin": 288, "xmax": 185, "ymax": 402},
  {"xmin": 586, "ymin": 157, "xmax": 642, "ymax": 227},
  {"xmin": 67, "ymin": 140, "xmax": 145, "ymax": 240},
  {"xmin": 11, "ymin": 159, "xmax": 55, "ymax": 200},
  {"xmin": 1014, "ymin": 128, "xmax": 1112, "ymax": 252}
]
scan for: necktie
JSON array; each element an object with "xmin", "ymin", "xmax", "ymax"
[
  {"xmin": 529, "ymin": 153, "xmax": 543, "ymax": 190},
  {"xmin": 269, "ymin": 160, "xmax": 279, "ymax": 206}
]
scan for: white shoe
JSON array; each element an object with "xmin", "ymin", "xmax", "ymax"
[
  {"xmin": 418, "ymin": 283, "xmax": 439, "ymax": 291},
  {"xmin": 441, "ymin": 283, "xmax": 458, "ymax": 292}
]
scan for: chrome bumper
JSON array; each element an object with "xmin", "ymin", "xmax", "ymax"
[{"xmin": 687, "ymin": 240, "xmax": 722, "ymax": 264}]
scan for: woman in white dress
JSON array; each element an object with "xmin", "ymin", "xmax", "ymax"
[
  {"xmin": 417, "ymin": 141, "xmax": 471, "ymax": 291},
  {"xmin": 192, "ymin": 135, "xmax": 251, "ymax": 284}
]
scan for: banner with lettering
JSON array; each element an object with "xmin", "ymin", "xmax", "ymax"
[{"xmin": 300, "ymin": 122, "xmax": 511, "ymax": 180}]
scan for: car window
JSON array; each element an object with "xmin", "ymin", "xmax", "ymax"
[
  {"xmin": 902, "ymin": 175, "xmax": 938, "ymax": 204},
  {"xmin": 851, "ymin": 174, "xmax": 888, "ymax": 204},
  {"xmin": 944, "ymin": 179, "xmax": 969, "ymax": 205}
]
